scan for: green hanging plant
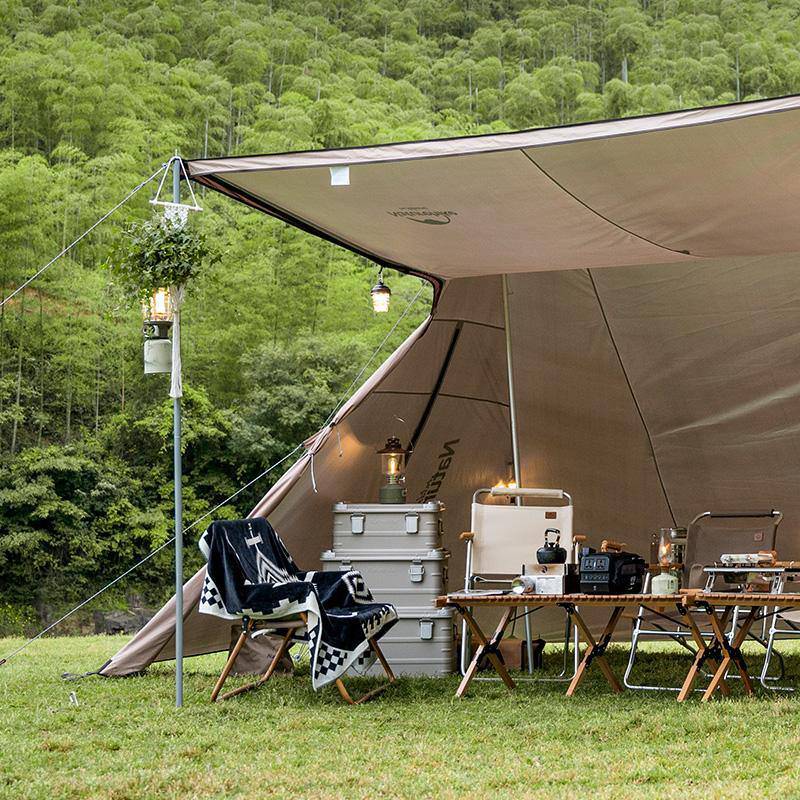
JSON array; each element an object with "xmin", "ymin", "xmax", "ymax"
[{"xmin": 104, "ymin": 218, "xmax": 217, "ymax": 304}]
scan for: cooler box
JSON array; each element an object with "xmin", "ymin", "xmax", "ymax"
[
  {"xmin": 320, "ymin": 548, "xmax": 453, "ymax": 676},
  {"xmin": 320, "ymin": 549, "xmax": 449, "ymax": 609},
  {"xmin": 360, "ymin": 607, "xmax": 454, "ymax": 677},
  {"xmin": 332, "ymin": 502, "xmax": 444, "ymax": 554}
]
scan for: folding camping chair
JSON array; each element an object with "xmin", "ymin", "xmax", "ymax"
[
  {"xmin": 200, "ymin": 518, "xmax": 397, "ymax": 704},
  {"xmin": 212, "ymin": 613, "xmax": 397, "ymax": 704},
  {"xmin": 459, "ymin": 486, "xmax": 579, "ymax": 681},
  {"xmin": 759, "ymin": 566, "xmax": 800, "ymax": 691},
  {"xmin": 625, "ymin": 509, "xmax": 783, "ymax": 691}
]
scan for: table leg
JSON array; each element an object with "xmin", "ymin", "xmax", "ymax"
[
  {"xmin": 456, "ymin": 606, "xmax": 516, "ymax": 698},
  {"xmin": 728, "ymin": 607, "xmax": 758, "ymax": 693},
  {"xmin": 702, "ymin": 606, "xmax": 758, "ymax": 702},
  {"xmin": 676, "ymin": 606, "xmax": 730, "ymax": 702},
  {"xmin": 565, "ymin": 605, "xmax": 624, "ymax": 697}
]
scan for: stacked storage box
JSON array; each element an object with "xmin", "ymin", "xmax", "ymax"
[{"xmin": 321, "ymin": 502, "xmax": 452, "ymax": 676}]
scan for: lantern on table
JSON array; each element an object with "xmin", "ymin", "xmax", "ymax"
[
  {"xmin": 377, "ymin": 436, "xmax": 408, "ymax": 504},
  {"xmin": 142, "ymin": 287, "xmax": 173, "ymax": 374},
  {"xmin": 651, "ymin": 527, "xmax": 680, "ymax": 595}
]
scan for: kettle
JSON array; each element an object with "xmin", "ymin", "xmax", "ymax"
[{"xmin": 537, "ymin": 528, "xmax": 567, "ymax": 564}]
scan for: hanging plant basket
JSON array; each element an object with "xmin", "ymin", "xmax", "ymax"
[{"xmin": 104, "ymin": 218, "xmax": 216, "ymax": 304}]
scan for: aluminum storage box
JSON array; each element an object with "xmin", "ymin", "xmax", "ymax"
[
  {"xmin": 332, "ymin": 502, "xmax": 444, "ymax": 554},
  {"xmin": 362, "ymin": 607, "xmax": 454, "ymax": 677},
  {"xmin": 320, "ymin": 549, "xmax": 449, "ymax": 608}
]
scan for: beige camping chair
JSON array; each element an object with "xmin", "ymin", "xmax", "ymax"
[
  {"xmin": 625, "ymin": 509, "xmax": 782, "ymax": 692},
  {"xmin": 459, "ymin": 486, "xmax": 579, "ymax": 680},
  {"xmin": 759, "ymin": 566, "xmax": 800, "ymax": 691}
]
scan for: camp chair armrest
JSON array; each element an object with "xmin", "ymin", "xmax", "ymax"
[{"xmin": 460, "ymin": 531, "xmax": 475, "ymax": 542}]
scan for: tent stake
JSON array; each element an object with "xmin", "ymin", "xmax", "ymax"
[
  {"xmin": 172, "ymin": 156, "xmax": 184, "ymax": 709},
  {"xmin": 502, "ymin": 274, "xmax": 533, "ymax": 673}
]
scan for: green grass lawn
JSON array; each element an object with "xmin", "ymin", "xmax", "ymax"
[{"xmin": 2, "ymin": 636, "xmax": 799, "ymax": 800}]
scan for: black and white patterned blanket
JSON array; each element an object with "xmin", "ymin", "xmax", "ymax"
[{"xmin": 199, "ymin": 518, "xmax": 397, "ymax": 689}]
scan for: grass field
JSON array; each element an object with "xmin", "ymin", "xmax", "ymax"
[{"xmin": 2, "ymin": 635, "xmax": 799, "ymax": 800}]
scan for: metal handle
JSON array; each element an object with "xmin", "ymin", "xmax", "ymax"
[
  {"xmin": 350, "ymin": 514, "xmax": 365, "ymax": 534},
  {"xmin": 404, "ymin": 513, "xmax": 419, "ymax": 534},
  {"xmin": 704, "ymin": 510, "xmax": 780, "ymax": 519},
  {"xmin": 489, "ymin": 487, "xmax": 564, "ymax": 499},
  {"xmin": 689, "ymin": 509, "xmax": 783, "ymax": 528}
]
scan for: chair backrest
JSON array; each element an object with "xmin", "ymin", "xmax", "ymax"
[
  {"xmin": 207, "ymin": 517, "xmax": 300, "ymax": 586},
  {"xmin": 684, "ymin": 510, "xmax": 782, "ymax": 588},
  {"xmin": 469, "ymin": 487, "xmax": 574, "ymax": 576}
]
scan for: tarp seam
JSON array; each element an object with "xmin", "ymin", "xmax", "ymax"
[
  {"xmin": 432, "ymin": 317, "xmax": 504, "ymax": 332},
  {"xmin": 586, "ymin": 269, "xmax": 678, "ymax": 527},
  {"xmin": 519, "ymin": 150, "xmax": 697, "ymax": 259},
  {"xmin": 372, "ymin": 389, "xmax": 509, "ymax": 408},
  {"xmin": 408, "ymin": 322, "xmax": 463, "ymax": 457}
]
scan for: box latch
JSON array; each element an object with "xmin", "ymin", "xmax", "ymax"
[
  {"xmin": 350, "ymin": 514, "xmax": 365, "ymax": 534},
  {"xmin": 419, "ymin": 619, "xmax": 434, "ymax": 640},
  {"xmin": 404, "ymin": 513, "xmax": 419, "ymax": 534},
  {"xmin": 409, "ymin": 560, "xmax": 425, "ymax": 583}
]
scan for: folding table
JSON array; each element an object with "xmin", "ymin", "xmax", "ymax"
[
  {"xmin": 675, "ymin": 592, "xmax": 800, "ymax": 702},
  {"xmin": 440, "ymin": 591, "xmax": 800, "ymax": 702},
  {"xmin": 437, "ymin": 593, "xmax": 685, "ymax": 698}
]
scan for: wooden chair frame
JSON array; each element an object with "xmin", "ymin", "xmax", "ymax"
[{"xmin": 210, "ymin": 612, "xmax": 396, "ymax": 704}]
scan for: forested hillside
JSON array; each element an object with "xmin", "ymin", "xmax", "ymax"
[{"xmin": 1, "ymin": 0, "xmax": 798, "ymax": 628}]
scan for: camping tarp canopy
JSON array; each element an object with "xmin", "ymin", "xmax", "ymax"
[{"xmin": 101, "ymin": 95, "xmax": 800, "ymax": 675}]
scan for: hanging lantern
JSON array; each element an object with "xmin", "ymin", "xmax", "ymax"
[
  {"xmin": 142, "ymin": 287, "xmax": 173, "ymax": 374},
  {"xmin": 371, "ymin": 270, "xmax": 391, "ymax": 313},
  {"xmin": 142, "ymin": 287, "xmax": 173, "ymax": 331},
  {"xmin": 377, "ymin": 436, "xmax": 408, "ymax": 504}
]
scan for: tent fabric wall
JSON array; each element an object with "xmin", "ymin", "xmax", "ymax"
[
  {"xmin": 102, "ymin": 98, "xmax": 800, "ymax": 674},
  {"xmin": 103, "ymin": 258, "xmax": 800, "ymax": 673},
  {"xmin": 592, "ymin": 256, "xmax": 800, "ymax": 546}
]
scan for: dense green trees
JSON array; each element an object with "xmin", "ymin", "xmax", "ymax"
[{"xmin": 1, "ymin": 0, "xmax": 798, "ymax": 626}]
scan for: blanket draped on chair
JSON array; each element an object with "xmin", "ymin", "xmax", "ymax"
[{"xmin": 199, "ymin": 518, "xmax": 397, "ymax": 689}]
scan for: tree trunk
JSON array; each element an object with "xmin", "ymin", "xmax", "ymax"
[
  {"xmin": 65, "ymin": 381, "xmax": 72, "ymax": 443},
  {"xmin": 0, "ymin": 277, "xmax": 5, "ymax": 451},
  {"xmin": 735, "ymin": 50, "xmax": 741, "ymax": 101},
  {"xmin": 94, "ymin": 363, "xmax": 100, "ymax": 434},
  {"xmin": 277, "ymin": 43, "xmax": 288, "ymax": 100},
  {"xmin": 37, "ymin": 288, "xmax": 45, "ymax": 446},
  {"xmin": 10, "ymin": 292, "xmax": 25, "ymax": 454}
]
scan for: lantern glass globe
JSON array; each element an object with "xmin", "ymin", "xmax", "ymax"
[{"xmin": 371, "ymin": 279, "xmax": 391, "ymax": 313}]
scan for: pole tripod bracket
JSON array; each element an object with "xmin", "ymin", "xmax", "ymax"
[{"xmin": 150, "ymin": 156, "xmax": 202, "ymax": 225}]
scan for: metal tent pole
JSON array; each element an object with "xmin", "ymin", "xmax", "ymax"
[
  {"xmin": 502, "ymin": 274, "xmax": 522, "ymax": 487},
  {"xmin": 501, "ymin": 274, "xmax": 533, "ymax": 673},
  {"xmin": 172, "ymin": 156, "xmax": 184, "ymax": 708}
]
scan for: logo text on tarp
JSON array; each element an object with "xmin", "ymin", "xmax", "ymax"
[
  {"xmin": 388, "ymin": 207, "xmax": 457, "ymax": 225},
  {"xmin": 417, "ymin": 439, "xmax": 460, "ymax": 502}
]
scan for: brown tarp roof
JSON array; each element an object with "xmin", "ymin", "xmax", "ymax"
[
  {"xmin": 102, "ymin": 97, "xmax": 800, "ymax": 675},
  {"xmin": 188, "ymin": 95, "xmax": 800, "ymax": 281}
]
